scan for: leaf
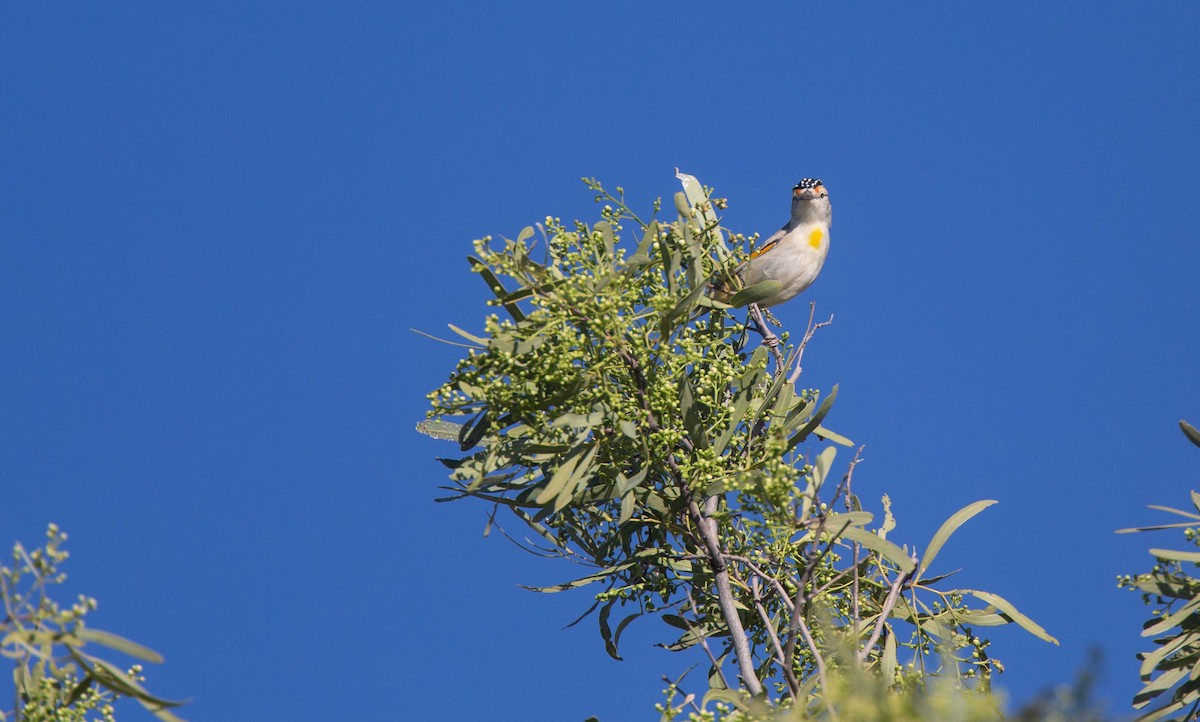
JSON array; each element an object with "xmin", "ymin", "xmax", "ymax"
[
  {"xmin": 673, "ymin": 191, "xmax": 691, "ymax": 216},
  {"xmin": 626, "ymin": 221, "xmax": 659, "ymax": 268},
  {"xmin": 1142, "ymin": 595, "xmax": 1200, "ymax": 637},
  {"xmin": 702, "ymin": 688, "xmax": 747, "ymax": 711},
  {"xmin": 838, "ymin": 526, "xmax": 916, "ymax": 574},
  {"xmin": 618, "ymin": 492, "xmax": 636, "ymax": 525},
  {"xmin": 517, "ymin": 226, "xmax": 535, "ymax": 244},
  {"xmin": 662, "ymin": 279, "xmax": 710, "ymax": 327},
  {"xmin": 468, "ymin": 256, "xmax": 526, "ymax": 321},
  {"xmin": 446, "ymin": 323, "xmax": 489, "ymax": 347},
  {"xmin": 595, "ymin": 220, "xmax": 615, "ymax": 258},
  {"xmin": 679, "ymin": 374, "xmax": 709, "ymax": 451},
  {"xmin": 599, "ymin": 599, "xmax": 622, "ymax": 660},
  {"xmin": 75, "ymin": 628, "xmax": 164, "ymax": 664},
  {"xmin": 458, "ymin": 410, "xmax": 490, "ymax": 451},
  {"xmin": 728, "ymin": 280, "xmax": 783, "ymax": 308},
  {"xmin": 71, "ymin": 649, "xmax": 188, "ymax": 711},
  {"xmin": 416, "ymin": 419, "xmax": 464, "ymax": 441},
  {"xmin": 813, "ymin": 424, "xmax": 854, "ymax": 447},
  {"xmin": 1135, "ymin": 664, "xmax": 1190, "ymax": 706},
  {"xmin": 676, "ymin": 170, "xmax": 728, "ymax": 250},
  {"xmin": 810, "ymin": 446, "xmax": 837, "ymax": 491},
  {"xmin": 521, "ymin": 561, "xmax": 635, "ymax": 593},
  {"xmin": 1150, "ymin": 548, "xmax": 1200, "ymax": 563},
  {"xmin": 920, "ymin": 500, "xmax": 998, "ymax": 576},
  {"xmin": 963, "ymin": 589, "xmax": 1059, "ymax": 645},
  {"xmin": 535, "ymin": 447, "xmax": 584, "ymax": 506},
  {"xmin": 882, "ymin": 627, "xmax": 897, "ymax": 680},
  {"xmin": 787, "ymin": 384, "xmax": 839, "ymax": 451},
  {"xmin": 1182, "ymin": 420, "xmax": 1200, "ymax": 449}
]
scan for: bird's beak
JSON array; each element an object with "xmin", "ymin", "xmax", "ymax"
[{"xmin": 793, "ymin": 187, "xmax": 815, "ymax": 200}]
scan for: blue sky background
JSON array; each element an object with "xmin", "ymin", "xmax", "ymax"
[{"xmin": 3, "ymin": 3, "xmax": 1199, "ymax": 720}]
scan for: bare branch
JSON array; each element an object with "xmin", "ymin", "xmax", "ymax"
[
  {"xmin": 788, "ymin": 303, "xmax": 834, "ymax": 383},
  {"xmin": 858, "ymin": 565, "xmax": 916, "ymax": 664},
  {"xmin": 751, "ymin": 577, "xmax": 800, "ymax": 697}
]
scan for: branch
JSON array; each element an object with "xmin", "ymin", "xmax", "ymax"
[
  {"xmin": 685, "ymin": 585, "xmax": 732, "ymax": 692},
  {"xmin": 750, "ymin": 576, "xmax": 800, "ymax": 697},
  {"xmin": 788, "ymin": 303, "xmax": 834, "ymax": 384},
  {"xmin": 614, "ymin": 343, "xmax": 765, "ymax": 696},
  {"xmin": 858, "ymin": 565, "xmax": 916, "ymax": 664}
]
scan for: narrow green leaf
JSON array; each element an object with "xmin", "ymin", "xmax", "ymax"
[
  {"xmin": 468, "ymin": 256, "xmax": 526, "ymax": 321},
  {"xmin": 71, "ymin": 650, "xmax": 187, "ymax": 709},
  {"xmin": 1182, "ymin": 420, "xmax": 1200, "ymax": 449},
  {"xmin": 75, "ymin": 628, "xmax": 163, "ymax": 664},
  {"xmin": 1139, "ymin": 629, "xmax": 1196, "ymax": 677},
  {"xmin": 553, "ymin": 443, "xmax": 599, "ymax": 513},
  {"xmin": 599, "ymin": 599, "xmax": 622, "ymax": 660},
  {"xmin": 517, "ymin": 226, "xmax": 535, "ymax": 244},
  {"xmin": 882, "ymin": 626, "xmax": 897, "ymax": 680},
  {"xmin": 613, "ymin": 611, "xmax": 639, "ymax": 656},
  {"xmin": 662, "ymin": 280, "xmax": 710, "ymax": 326},
  {"xmin": 1142, "ymin": 595, "xmax": 1200, "ymax": 637},
  {"xmin": 673, "ymin": 191, "xmax": 691, "ymax": 216},
  {"xmin": 616, "ymin": 467, "xmax": 648, "ymax": 496},
  {"xmin": 520, "ymin": 562, "xmax": 635, "ymax": 593},
  {"xmin": 702, "ymin": 689, "xmax": 747, "ymax": 711},
  {"xmin": 728, "ymin": 280, "xmax": 783, "ymax": 308},
  {"xmin": 713, "ymin": 387, "xmax": 752, "ymax": 455},
  {"xmin": 787, "ymin": 384, "xmax": 839, "ymax": 451},
  {"xmin": 446, "ymin": 323, "xmax": 489, "ymax": 346},
  {"xmin": 626, "ymin": 221, "xmax": 659, "ymax": 267},
  {"xmin": 618, "ymin": 492, "xmax": 636, "ymax": 525},
  {"xmin": 1135, "ymin": 664, "xmax": 1190, "ymax": 705},
  {"xmin": 813, "ymin": 424, "xmax": 854, "ymax": 447},
  {"xmin": 535, "ymin": 448, "xmax": 583, "ymax": 505},
  {"xmin": 838, "ymin": 526, "xmax": 916, "ymax": 574},
  {"xmin": 678, "ymin": 374, "xmax": 709, "ymax": 451},
  {"xmin": 1150, "ymin": 548, "xmax": 1200, "ymax": 563},
  {"xmin": 810, "ymin": 446, "xmax": 837, "ymax": 491},
  {"xmin": 963, "ymin": 589, "xmax": 1059, "ymax": 645},
  {"xmin": 595, "ymin": 220, "xmax": 615, "ymax": 258},
  {"xmin": 920, "ymin": 500, "xmax": 998, "ymax": 576},
  {"xmin": 458, "ymin": 409, "xmax": 490, "ymax": 451}
]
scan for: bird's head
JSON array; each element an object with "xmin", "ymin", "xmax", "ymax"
[{"xmin": 791, "ymin": 177, "xmax": 831, "ymax": 224}]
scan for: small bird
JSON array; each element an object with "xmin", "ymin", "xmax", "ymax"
[{"xmin": 717, "ymin": 178, "xmax": 832, "ymax": 308}]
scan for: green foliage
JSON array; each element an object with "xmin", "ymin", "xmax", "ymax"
[
  {"xmin": 1117, "ymin": 420, "xmax": 1200, "ymax": 721},
  {"xmin": 421, "ymin": 175, "xmax": 1055, "ymax": 716},
  {"xmin": 0, "ymin": 525, "xmax": 186, "ymax": 722}
]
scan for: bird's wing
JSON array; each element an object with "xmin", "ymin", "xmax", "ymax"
[{"xmin": 748, "ymin": 226, "xmax": 788, "ymax": 261}]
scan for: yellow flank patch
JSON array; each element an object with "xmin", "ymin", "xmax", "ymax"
[{"xmin": 808, "ymin": 228, "xmax": 824, "ymax": 249}]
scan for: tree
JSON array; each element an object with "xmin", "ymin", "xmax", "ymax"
[
  {"xmin": 1117, "ymin": 420, "xmax": 1200, "ymax": 721},
  {"xmin": 420, "ymin": 173, "xmax": 1055, "ymax": 718},
  {"xmin": 0, "ymin": 525, "xmax": 185, "ymax": 722}
]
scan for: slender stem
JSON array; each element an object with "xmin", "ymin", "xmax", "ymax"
[
  {"xmin": 858, "ymin": 566, "xmax": 915, "ymax": 664},
  {"xmin": 614, "ymin": 344, "xmax": 764, "ymax": 696},
  {"xmin": 751, "ymin": 577, "xmax": 800, "ymax": 697},
  {"xmin": 685, "ymin": 585, "xmax": 732, "ymax": 691},
  {"xmin": 788, "ymin": 304, "xmax": 834, "ymax": 384}
]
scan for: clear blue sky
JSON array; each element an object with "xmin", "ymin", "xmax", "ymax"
[{"xmin": 3, "ymin": 3, "xmax": 1199, "ymax": 720}]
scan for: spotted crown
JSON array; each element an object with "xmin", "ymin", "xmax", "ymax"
[{"xmin": 793, "ymin": 178, "xmax": 824, "ymax": 191}]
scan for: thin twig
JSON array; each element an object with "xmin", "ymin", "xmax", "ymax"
[
  {"xmin": 613, "ymin": 342, "xmax": 764, "ymax": 696},
  {"xmin": 788, "ymin": 303, "xmax": 834, "ymax": 384},
  {"xmin": 684, "ymin": 585, "xmax": 732, "ymax": 692},
  {"xmin": 858, "ymin": 565, "xmax": 916, "ymax": 664},
  {"xmin": 795, "ymin": 611, "xmax": 837, "ymax": 722},
  {"xmin": 746, "ymin": 302, "xmax": 786, "ymax": 376},
  {"xmin": 751, "ymin": 577, "xmax": 800, "ymax": 697}
]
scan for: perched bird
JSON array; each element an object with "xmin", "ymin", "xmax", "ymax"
[{"xmin": 716, "ymin": 178, "xmax": 832, "ymax": 308}]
